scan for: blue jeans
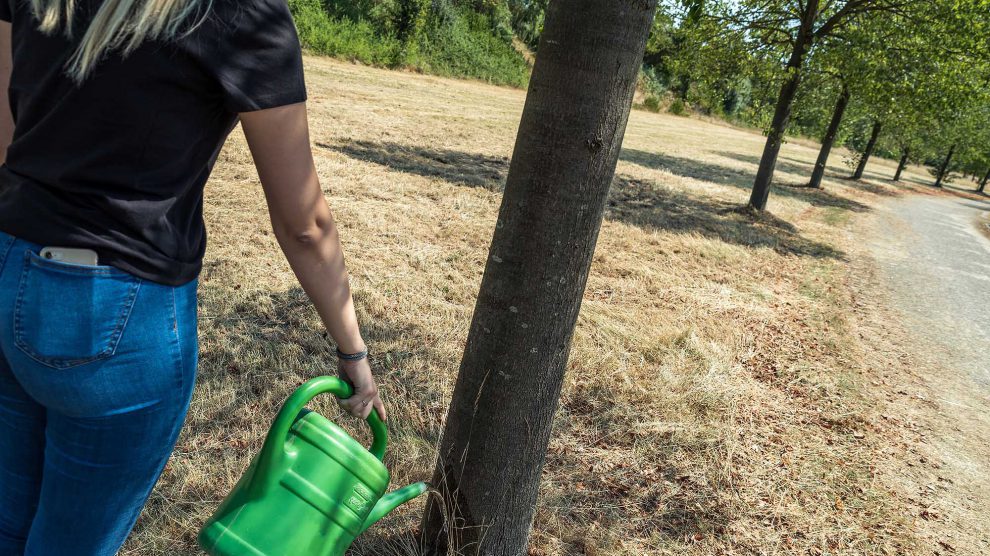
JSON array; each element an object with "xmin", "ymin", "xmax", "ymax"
[{"xmin": 0, "ymin": 231, "xmax": 198, "ymax": 555}]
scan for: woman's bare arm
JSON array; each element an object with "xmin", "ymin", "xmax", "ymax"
[
  {"xmin": 239, "ymin": 103, "xmax": 384, "ymax": 420},
  {"xmin": 0, "ymin": 22, "xmax": 14, "ymax": 161}
]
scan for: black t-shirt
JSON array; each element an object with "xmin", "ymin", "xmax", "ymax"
[{"xmin": 0, "ymin": 0, "xmax": 307, "ymax": 285}]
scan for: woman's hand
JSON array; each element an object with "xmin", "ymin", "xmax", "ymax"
[{"xmin": 337, "ymin": 357, "xmax": 387, "ymax": 421}]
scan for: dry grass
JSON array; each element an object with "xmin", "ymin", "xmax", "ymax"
[{"xmin": 121, "ymin": 56, "xmax": 967, "ymax": 555}]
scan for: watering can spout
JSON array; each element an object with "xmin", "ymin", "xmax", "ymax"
[{"xmin": 360, "ymin": 482, "xmax": 429, "ymax": 534}]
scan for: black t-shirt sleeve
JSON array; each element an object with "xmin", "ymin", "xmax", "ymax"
[
  {"xmin": 202, "ymin": 0, "xmax": 307, "ymax": 113},
  {"xmin": 0, "ymin": 0, "xmax": 12, "ymax": 22}
]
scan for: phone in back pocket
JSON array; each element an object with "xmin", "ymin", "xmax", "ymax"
[{"xmin": 39, "ymin": 247, "xmax": 99, "ymax": 266}]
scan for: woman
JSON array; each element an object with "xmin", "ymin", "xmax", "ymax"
[{"xmin": 0, "ymin": 0, "xmax": 385, "ymax": 554}]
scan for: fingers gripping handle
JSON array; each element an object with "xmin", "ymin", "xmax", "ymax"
[
  {"xmin": 251, "ymin": 376, "xmax": 388, "ymax": 498},
  {"xmin": 324, "ymin": 378, "xmax": 388, "ymax": 460}
]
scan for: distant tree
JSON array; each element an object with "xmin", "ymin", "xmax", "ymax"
[
  {"xmin": 662, "ymin": 0, "xmax": 762, "ymax": 118},
  {"xmin": 882, "ymin": 0, "xmax": 990, "ymax": 185},
  {"xmin": 945, "ymin": 94, "xmax": 990, "ymax": 188},
  {"xmin": 921, "ymin": 69, "xmax": 989, "ymax": 187},
  {"xmin": 801, "ymin": 19, "xmax": 898, "ymax": 189},
  {"xmin": 419, "ymin": 0, "xmax": 658, "ymax": 554},
  {"xmin": 835, "ymin": 14, "xmax": 930, "ymax": 182},
  {"xmin": 809, "ymin": 82, "xmax": 849, "ymax": 188},
  {"xmin": 801, "ymin": 0, "xmax": 990, "ymax": 188},
  {"xmin": 885, "ymin": 107, "xmax": 933, "ymax": 182},
  {"xmin": 850, "ymin": 119, "xmax": 882, "ymax": 180},
  {"xmin": 892, "ymin": 149, "xmax": 910, "ymax": 181},
  {"xmin": 933, "ymin": 143, "xmax": 956, "ymax": 188},
  {"xmin": 930, "ymin": 97, "xmax": 990, "ymax": 187}
]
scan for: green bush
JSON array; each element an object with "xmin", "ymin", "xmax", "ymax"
[
  {"xmin": 288, "ymin": 0, "xmax": 529, "ymax": 88},
  {"xmin": 669, "ymin": 98, "xmax": 687, "ymax": 116},
  {"xmin": 722, "ymin": 77, "xmax": 752, "ymax": 118},
  {"xmin": 643, "ymin": 95, "xmax": 662, "ymax": 113},
  {"xmin": 414, "ymin": 9, "xmax": 530, "ymax": 87},
  {"xmin": 640, "ymin": 65, "xmax": 668, "ymax": 98}
]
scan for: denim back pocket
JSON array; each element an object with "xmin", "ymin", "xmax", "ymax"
[{"xmin": 14, "ymin": 252, "xmax": 142, "ymax": 369}]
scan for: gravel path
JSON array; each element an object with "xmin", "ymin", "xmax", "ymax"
[{"xmin": 864, "ymin": 192, "xmax": 990, "ymax": 385}]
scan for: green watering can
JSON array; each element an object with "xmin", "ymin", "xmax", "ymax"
[{"xmin": 199, "ymin": 376, "xmax": 429, "ymax": 556}]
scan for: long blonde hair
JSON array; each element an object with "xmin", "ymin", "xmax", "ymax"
[{"xmin": 31, "ymin": 0, "xmax": 210, "ymax": 81}]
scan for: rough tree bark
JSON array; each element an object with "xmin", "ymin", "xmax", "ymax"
[
  {"xmin": 749, "ymin": 0, "xmax": 819, "ymax": 210},
  {"xmin": 934, "ymin": 144, "xmax": 956, "ymax": 188},
  {"xmin": 419, "ymin": 1, "xmax": 657, "ymax": 554},
  {"xmin": 852, "ymin": 120, "xmax": 882, "ymax": 180},
  {"xmin": 893, "ymin": 148, "xmax": 909, "ymax": 181},
  {"xmin": 809, "ymin": 84, "xmax": 850, "ymax": 189},
  {"xmin": 979, "ymin": 167, "xmax": 989, "ymax": 193}
]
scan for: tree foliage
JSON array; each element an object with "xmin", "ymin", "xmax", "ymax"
[{"xmin": 635, "ymin": 0, "xmax": 990, "ymax": 197}]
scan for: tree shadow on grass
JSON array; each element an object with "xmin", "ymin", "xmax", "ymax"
[
  {"xmin": 722, "ymin": 151, "xmax": 818, "ymax": 180},
  {"xmin": 620, "ymin": 148, "xmax": 755, "ymax": 189},
  {"xmin": 864, "ymin": 181, "xmax": 910, "ymax": 197},
  {"xmin": 775, "ymin": 153, "xmax": 903, "ymax": 196},
  {"xmin": 325, "ymin": 140, "xmax": 843, "ymax": 259},
  {"xmin": 622, "ymin": 148, "xmax": 870, "ymax": 213},
  {"xmin": 607, "ymin": 175, "xmax": 844, "ymax": 259},
  {"xmin": 329, "ymin": 140, "xmax": 869, "ymax": 216},
  {"xmin": 937, "ymin": 184, "xmax": 990, "ymax": 208},
  {"xmin": 320, "ymin": 140, "xmax": 509, "ymax": 190}
]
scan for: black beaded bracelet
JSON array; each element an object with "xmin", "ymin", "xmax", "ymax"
[{"xmin": 336, "ymin": 347, "xmax": 369, "ymax": 362}]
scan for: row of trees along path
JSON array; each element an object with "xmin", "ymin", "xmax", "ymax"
[
  {"xmin": 419, "ymin": 1, "xmax": 659, "ymax": 554},
  {"xmin": 699, "ymin": 0, "xmax": 990, "ymax": 210}
]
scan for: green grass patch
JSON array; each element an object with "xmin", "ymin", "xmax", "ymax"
[{"xmin": 822, "ymin": 206, "xmax": 853, "ymax": 227}]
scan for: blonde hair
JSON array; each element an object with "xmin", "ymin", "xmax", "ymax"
[{"xmin": 31, "ymin": 0, "xmax": 210, "ymax": 81}]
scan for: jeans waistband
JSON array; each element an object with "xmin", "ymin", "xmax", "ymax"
[{"xmin": 0, "ymin": 230, "xmax": 198, "ymax": 294}]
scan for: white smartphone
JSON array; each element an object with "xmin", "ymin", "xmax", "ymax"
[{"xmin": 39, "ymin": 247, "xmax": 100, "ymax": 266}]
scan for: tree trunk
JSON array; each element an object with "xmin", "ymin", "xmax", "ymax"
[
  {"xmin": 852, "ymin": 120, "xmax": 882, "ymax": 180},
  {"xmin": 893, "ymin": 148, "xmax": 909, "ymax": 181},
  {"xmin": 809, "ymin": 84, "xmax": 850, "ymax": 189},
  {"xmin": 979, "ymin": 167, "xmax": 989, "ymax": 193},
  {"xmin": 934, "ymin": 144, "xmax": 956, "ymax": 188},
  {"xmin": 419, "ymin": 1, "xmax": 657, "ymax": 554},
  {"xmin": 749, "ymin": 0, "xmax": 819, "ymax": 210}
]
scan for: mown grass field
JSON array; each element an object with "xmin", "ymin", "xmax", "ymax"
[{"xmin": 122, "ymin": 56, "xmax": 971, "ymax": 555}]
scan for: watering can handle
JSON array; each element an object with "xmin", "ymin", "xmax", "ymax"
[{"xmin": 250, "ymin": 376, "xmax": 388, "ymax": 498}]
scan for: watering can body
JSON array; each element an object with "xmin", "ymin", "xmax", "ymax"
[{"xmin": 199, "ymin": 377, "xmax": 428, "ymax": 556}]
